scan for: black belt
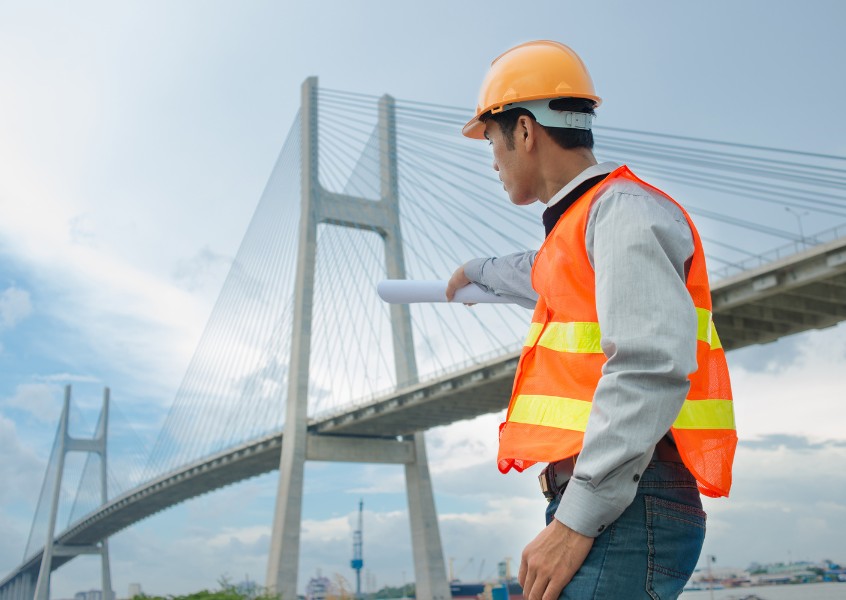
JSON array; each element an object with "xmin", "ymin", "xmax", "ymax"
[
  {"xmin": 538, "ymin": 437, "xmax": 683, "ymax": 501},
  {"xmin": 653, "ymin": 435, "xmax": 683, "ymax": 463}
]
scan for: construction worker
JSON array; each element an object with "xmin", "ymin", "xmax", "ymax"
[{"xmin": 446, "ymin": 41, "xmax": 737, "ymax": 599}]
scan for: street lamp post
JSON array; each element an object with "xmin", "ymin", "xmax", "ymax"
[
  {"xmin": 706, "ymin": 554, "xmax": 716, "ymax": 600},
  {"xmin": 785, "ymin": 206, "xmax": 809, "ymax": 249}
]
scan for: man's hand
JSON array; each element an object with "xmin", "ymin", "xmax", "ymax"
[
  {"xmin": 446, "ymin": 264, "xmax": 473, "ymax": 304},
  {"xmin": 519, "ymin": 519, "xmax": 593, "ymax": 600}
]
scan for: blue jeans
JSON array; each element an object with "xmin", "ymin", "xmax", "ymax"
[{"xmin": 545, "ymin": 461, "xmax": 705, "ymax": 600}]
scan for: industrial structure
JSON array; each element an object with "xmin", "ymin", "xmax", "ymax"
[{"xmin": 351, "ymin": 500, "xmax": 364, "ymax": 599}]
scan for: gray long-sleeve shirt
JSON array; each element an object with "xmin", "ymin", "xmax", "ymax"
[{"xmin": 463, "ymin": 162, "xmax": 698, "ymax": 537}]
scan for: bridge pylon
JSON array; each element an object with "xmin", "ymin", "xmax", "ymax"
[
  {"xmin": 265, "ymin": 77, "xmax": 451, "ymax": 600},
  {"xmin": 32, "ymin": 385, "xmax": 113, "ymax": 600}
]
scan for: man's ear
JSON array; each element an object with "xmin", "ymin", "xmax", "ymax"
[{"xmin": 517, "ymin": 115, "xmax": 536, "ymax": 151}]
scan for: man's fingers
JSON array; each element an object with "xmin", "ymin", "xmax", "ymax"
[
  {"xmin": 446, "ymin": 265, "xmax": 471, "ymax": 301},
  {"xmin": 526, "ymin": 573, "xmax": 549, "ymax": 600},
  {"xmin": 541, "ymin": 574, "xmax": 570, "ymax": 600},
  {"xmin": 522, "ymin": 569, "xmax": 537, "ymax": 600},
  {"xmin": 519, "ymin": 521, "xmax": 593, "ymax": 600},
  {"xmin": 522, "ymin": 550, "xmax": 548, "ymax": 600},
  {"xmin": 518, "ymin": 556, "xmax": 528, "ymax": 587}
]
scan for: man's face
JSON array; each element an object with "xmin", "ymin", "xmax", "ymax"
[{"xmin": 484, "ymin": 119, "xmax": 537, "ymax": 206}]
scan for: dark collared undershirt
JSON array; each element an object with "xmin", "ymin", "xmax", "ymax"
[{"xmin": 541, "ymin": 173, "xmax": 609, "ymax": 237}]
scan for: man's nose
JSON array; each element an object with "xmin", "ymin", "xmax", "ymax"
[{"xmin": 493, "ymin": 159, "xmax": 499, "ymax": 172}]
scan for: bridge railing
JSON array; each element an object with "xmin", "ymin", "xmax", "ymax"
[{"xmin": 710, "ymin": 224, "xmax": 846, "ymax": 281}]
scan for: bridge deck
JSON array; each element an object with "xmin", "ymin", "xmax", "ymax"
[{"xmin": 711, "ymin": 236, "xmax": 846, "ymax": 348}]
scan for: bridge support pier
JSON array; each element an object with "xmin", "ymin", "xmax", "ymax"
[
  {"xmin": 266, "ymin": 77, "xmax": 450, "ymax": 600},
  {"xmin": 7, "ymin": 571, "xmax": 34, "ymax": 600},
  {"xmin": 0, "ymin": 555, "xmax": 36, "ymax": 599},
  {"xmin": 32, "ymin": 386, "xmax": 113, "ymax": 600},
  {"xmin": 405, "ymin": 434, "xmax": 449, "ymax": 600}
]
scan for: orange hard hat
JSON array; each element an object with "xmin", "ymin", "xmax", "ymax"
[{"xmin": 462, "ymin": 40, "xmax": 601, "ymax": 139}]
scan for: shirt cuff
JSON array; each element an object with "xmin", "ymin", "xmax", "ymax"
[
  {"xmin": 462, "ymin": 258, "xmax": 490, "ymax": 285},
  {"xmin": 554, "ymin": 477, "xmax": 631, "ymax": 538}
]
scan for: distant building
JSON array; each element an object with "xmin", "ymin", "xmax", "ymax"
[
  {"xmin": 71, "ymin": 588, "xmax": 117, "ymax": 600},
  {"xmin": 74, "ymin": 590, "xmax": 103, "ymax": 600},
  {"xmin": 128, "ymin": 583, "xmax": 143, "ymax": 599},
  {"xmin": 749, "ymin": 560, "xmax": 821, "ymax": 585},
  {"xmin": 689, "ymin": 565, "xmax": 747, "ymax": 587},
  {"xmin": 305, "ymin": 574, "xmax": 332, "ymax": 600}
]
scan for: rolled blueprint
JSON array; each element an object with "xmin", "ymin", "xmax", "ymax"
[{"xmin": 377, "ymin": 279, "xmax": 512, "ymax": 304}]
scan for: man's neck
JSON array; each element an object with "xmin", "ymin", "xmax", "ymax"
[{"xmin": 536, "ymin": 147, "xmax": 598, "ymax": 204}]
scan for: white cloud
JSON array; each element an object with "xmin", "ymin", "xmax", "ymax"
[
  {"xmin": 0, "ymin": 413, "xmax": 48, "ymax": 575},
  {"xmin": 0, "ymin": 286, "xmax": 31, "ymax": 329},
  {"xmin": 37, "ymin": 373, "xmax": 101, "ymax": 384},
  {"xmin": 0, "ymin": 227, "xmax": 214, "ymax": 399},
  {"xmin": 701, "ymin": 439, "xmax": 846, "ymax": 567},
  {"xmin": 729, "ymin": 324, "xmax": 846, "ymax": 442},
  {"xmin": 172, "ymin": 246, "xmax": 234, "ymax": 295},
  {"xmin": 0, "ymin": 414, "xmax": 45, "ymax": 504},
  {"xmin": 207, "ymin": 525, "xmax": 272, "ymax": 551},
  {"xmin": 302, "ymin": 515, "xmax": 352, "ymax": 543},
  {"xmin": 2, "ymin": 382, "xmax": 62, "ymax": 423},
  {"xmin": 427, "ymin": 413, "xmax": 503, "ymax": 470},
  {"xmin": 98, "ymin": 523, "xmax": 269, "ymax": 597}
]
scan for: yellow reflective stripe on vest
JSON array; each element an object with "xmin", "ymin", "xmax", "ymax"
[
  {"xmin": 695, "ymin": 307, "xmax": 723, "ymax": 350},
  {"xmin": 710, "ymin": 322, "xmax": 723, "ymax": 350},
  {"xmin": 509, "ymin": 394, "xmax": 592, "ymax": 431},
  {"xmin": 695, "ymin": 308, "xmax": 712, "ymax": 346},
  {"xmin": 673, "ymin": 399, "xmax": 735, "ymax": 430},
  {"xmin": 524, "ymin": 323, "xmax": 543, "ymax": 346},
  {"xmin": 510, "ymin": 395, "xmax": 734, "ymax": 432},
  {"xmin": 523, "ymin": 322, "xmax": 603, "ymax": 353},
  {"xmin": 526, "ymin": 314, "xmax": 721, "ymax": 354}
]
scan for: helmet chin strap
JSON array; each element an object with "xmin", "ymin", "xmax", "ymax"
[{"xmin": 499, "ymin": 99, "xmax": 593, "ymax": 131}]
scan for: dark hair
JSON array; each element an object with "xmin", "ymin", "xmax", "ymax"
[{"xmin": 481, "ymin": 97, "xmax": 596, "ymax": 151}]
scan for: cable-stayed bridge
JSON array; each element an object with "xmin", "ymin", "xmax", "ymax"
[{"xmin": 4, "ymin": 78, "xmax": 846, "ymax": 600}]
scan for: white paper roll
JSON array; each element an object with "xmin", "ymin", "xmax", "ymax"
[{"xmin": 376, "ymin": 280, "xmax": 512, "ymax": 304}]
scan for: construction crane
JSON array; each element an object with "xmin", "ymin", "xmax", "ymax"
[{"xmin": 351, "ymin": 499, "xmax": 364, "ymax": 599}]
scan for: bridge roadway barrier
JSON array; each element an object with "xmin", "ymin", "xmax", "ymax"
[{"xmin": 711, "ymin": 235, "xmax": 846, "ymax": 348}]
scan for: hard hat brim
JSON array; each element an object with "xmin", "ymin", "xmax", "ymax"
[{"xmin": 462, "ymin": 117, "xmax": 486, "ymax": 140}]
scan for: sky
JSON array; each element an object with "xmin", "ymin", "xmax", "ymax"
[{"xmin": 2, "ymin": 0, "xmax": 846, "ymax": 597}]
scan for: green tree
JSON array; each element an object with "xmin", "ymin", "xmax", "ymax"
[{"xmin": 132, "ymin": 577, "xmax": 282, "ymax": 600}]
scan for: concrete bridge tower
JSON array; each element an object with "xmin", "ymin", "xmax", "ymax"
[
  {"xmin": 265, "ymin": 77, "xmax": 451, "ymax": 600},
  {"xmin": 31, "ymin": 386, "xmax": 113, "ymax": 600}
]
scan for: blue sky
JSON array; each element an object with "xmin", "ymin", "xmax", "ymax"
[{"xmin": 2, "ymin": 1, "xmax": 846, "ymax": 597}]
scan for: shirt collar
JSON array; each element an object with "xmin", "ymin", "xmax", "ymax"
[{"xmin": 546, "ymin": 161, "xmax": 619, "ymax": 208}]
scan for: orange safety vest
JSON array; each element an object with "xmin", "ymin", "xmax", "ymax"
[{"xmin": 498, "ymin": 166, "xmax": 737, "ymax": 498}]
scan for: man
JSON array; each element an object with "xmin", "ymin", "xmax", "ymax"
[{"xmin": 446, "ymin": 41, "xmax": 737, "ymax": 599}]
